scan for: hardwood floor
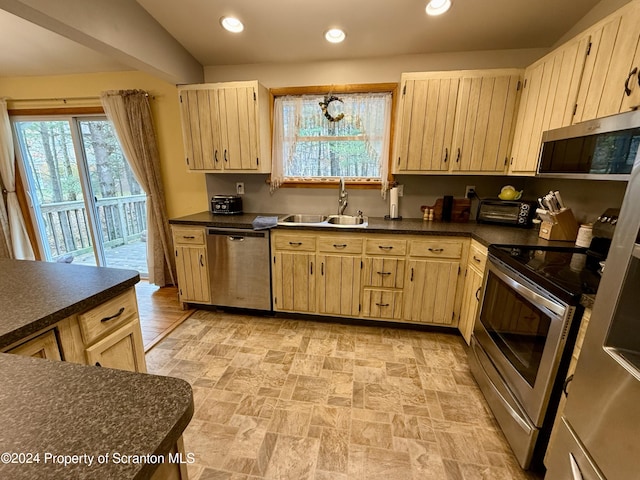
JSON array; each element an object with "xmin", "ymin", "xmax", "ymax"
[{"xmin": 135, "ymin": 281, "xmax": 194, "ymax": 352}]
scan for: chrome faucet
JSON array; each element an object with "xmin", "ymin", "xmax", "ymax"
[{"xmin": 338, "ymin": 178, "xmax": 348, "ymax": 215}]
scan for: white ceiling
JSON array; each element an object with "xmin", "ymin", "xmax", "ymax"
[{"xmin": 0, "ymin": 0, "xmax": 623, "ymax": 78}]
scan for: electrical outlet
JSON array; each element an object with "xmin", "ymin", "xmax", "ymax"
[
  {"xmin": 236, "ymin": 182, "xmax": 245, "ymax": 195},
  {"xmin": 465, "ymin": 185, "xmax": 475, "ymax": 198},
  {"xmin": 397, "ymin": 185, "xmax": 404, "ymax": 197}
]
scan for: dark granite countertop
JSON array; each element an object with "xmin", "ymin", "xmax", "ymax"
[
  {"xmin": 0, "ymin": 259, "xmax": 139, "ymax": 349},
  {"xmin": 169, "ymin": 211, "xmax": 571, "ymax": 248},
  {"xmin": 0, "ymin": 353, "xmax": 193, "ymax": 480}
]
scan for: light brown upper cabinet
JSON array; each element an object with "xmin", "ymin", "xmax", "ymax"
[
  {"xmin": 509, "ymin": 37, "xmax": 590, "ymax": 175},
  {"xmin": 575, "ymin": 1, "xmax": 640, "ymax": 121},
  {"xmin": 394, "ymin": 69, "xmax": 522, "ymax": 175},
  {"xmin": 177, "ymin": 81, "xmax": 271, "ymax": 173}
]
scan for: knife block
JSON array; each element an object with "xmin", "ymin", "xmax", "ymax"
[{"xmin": 538, "ymin": 208, "xmax": 579, "ymax": 241}]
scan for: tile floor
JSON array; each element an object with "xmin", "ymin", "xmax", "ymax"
[{"xmin": 146, "ymin": 310, "xmax": 543, "ymax": 480}]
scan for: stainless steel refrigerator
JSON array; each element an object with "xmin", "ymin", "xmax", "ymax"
[{"xmin": 545, "ymin": 152, "xmax": 640, "ymax": 478}]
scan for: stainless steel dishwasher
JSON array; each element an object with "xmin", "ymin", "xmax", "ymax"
[{"xmin": 206, "ymin": 227, "xmax": 272, "ymax": 310}]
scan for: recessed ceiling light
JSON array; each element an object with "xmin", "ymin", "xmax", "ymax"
[
  {"xmin": 220, "ymin": 16, "xmax": 244, "ymax": 33},
  {"xmin": 325, "ymin": 28, "xmax": 346, "ymax": 44},
  {"xmin": 426, "ymin": 0, "xmax": 451, "ymax": 16}
]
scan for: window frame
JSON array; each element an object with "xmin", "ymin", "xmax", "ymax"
[{"xmin": 269, "ymin": 83, "xmax": 398, "ymax": 189}]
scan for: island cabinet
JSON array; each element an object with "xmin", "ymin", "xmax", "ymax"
[
  {"xmin": 457, "ymin": 240, "xmax": 488, "ymax": 344},
  {"xmin": 177, "ymin": 81, "xmax": 271, "ymax": 173},
  {"xmin": 2, "ymin": 287, "xmax": 146, "ymax": 373},
  {"xmin": 394, "ymin": 69, "xmax": 522, "ymax": 175},
  {"xmin": 172, "ymin": 225, "xmax": 210, "ymax": 306},
  {"xmin": 271, "ymin": 230, "xmax": 468, "ymax": 328}
]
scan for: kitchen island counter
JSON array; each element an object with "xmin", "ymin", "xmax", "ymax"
[
  {"xmin": 0, "ymin": 352, "xmax": 193, "ymax": 480},
  {"xmin": 0, "ymin": 259, "xmax": 139, "ymax": 350}
]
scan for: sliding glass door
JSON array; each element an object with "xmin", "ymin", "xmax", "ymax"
[{"xmin": 12, "ymin": 116, "xmax": 148, "ymax": 276}]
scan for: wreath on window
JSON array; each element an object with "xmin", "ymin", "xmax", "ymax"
[{"xmin": 319, "ymin": 95, "xmax": 345, "ymax": 122}]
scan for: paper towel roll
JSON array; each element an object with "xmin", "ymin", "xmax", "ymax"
[{"xmin": 389, "ymin": 187, "xmax": 399, "ymax": 218}]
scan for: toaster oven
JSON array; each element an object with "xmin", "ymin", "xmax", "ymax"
[
  {"xmin": 211, "ymin": 195, "xmax": 243, "ymax": 215},
  {"xmin": 476, "ymin": 199, "xmax": 536, "ymax": 228}
]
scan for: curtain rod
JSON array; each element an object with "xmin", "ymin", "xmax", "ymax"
[{"xmin": 7, "ymin": 92, "xmax": 150, "ymax": 103}]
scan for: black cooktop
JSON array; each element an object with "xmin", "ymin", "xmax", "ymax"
[{"xmin": 488, "ymin": 244, "xmax": 602, "ymax": 304}]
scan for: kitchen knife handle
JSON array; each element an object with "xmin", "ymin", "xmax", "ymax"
[{"xmin": 101, "ymin": 307, "xmax": 125, "ymax": 323}]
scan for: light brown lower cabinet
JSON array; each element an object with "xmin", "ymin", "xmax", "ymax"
[
  {"xmin": 271, "ymin": 231, "xmax": 468, "ymax": 328},
  {"xmin": 458, "ymin": 240, "xmax": 488, "ymax": 344},
  {"xmin": 149, "ymin": 436, "xmax": 190, "ymax": 480},
  {"xmin": 6, "ymin": 329, "xmax": 62, "ymax": 361},
  {"xmin": 3, "ymin": 287, "xmax": 146, "ymax": 373}
]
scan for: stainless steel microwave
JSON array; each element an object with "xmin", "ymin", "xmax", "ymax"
[{"xmin": 538, "ymin": 110, "xmax": 640, "ymax": 180}]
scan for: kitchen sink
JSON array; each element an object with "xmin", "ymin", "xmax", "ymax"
[
  {"xmin": 277, "ymin": 213, "xmax": 368, "ymax": 228},
  {"xmin": 279, "ymin": 214, "xmax": 328, "ymax": 224},
  {"xmin": 326, "ymin": 215, "xmax": 366, "ymax": 225}
]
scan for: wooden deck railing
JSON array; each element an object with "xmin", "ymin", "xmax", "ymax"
[{"xmin": 40, "ymin": 195, "xmax": 147, "ymax": 259}]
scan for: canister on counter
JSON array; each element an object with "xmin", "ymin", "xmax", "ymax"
[{"xmin": 575, "ymin": 223, "xmax": 593, "ymax": 248}]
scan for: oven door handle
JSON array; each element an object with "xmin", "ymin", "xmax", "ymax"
[
  {"xmin": 472, "ymin": 342, "xmax": 533, "ymax": 435},
  {"xmin": 489, "ymin": 262, "xmax": 566, "ymax": 317}
]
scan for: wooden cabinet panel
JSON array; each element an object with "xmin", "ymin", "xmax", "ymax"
[
  {"xmin": 403, "ymin": 259, "xmax": 460, "ymax": 325},
  {"xmin": 574, "ymin": 16, "xmax": 622, "ymax": 122},
  {"xmin": 362, "ymin": 289, "xmax": 403, "ymax": 320},
  {"xmin": 175, "ymin": 245, "xmax": 210, "ymax": 304},
  {"xmin": 364, "ymin": 238, "xmax": 407, "ymax": 256},
  {"xmin": 317, "ymin": 254, "xmax": 361, "ymax": 316},
  {"xmin": 273, "ymin": 234, "xmax": 317, "ymax": 252},
  {"xmin": 85, "ymin": 319, "xmax": 147, "ymax": 373},
  {"xmin": 409, "ymin": 239, "xmax": 463, "ymax": 259},
  {"xmin": 7, "ymin": 330, "xmax": 62, "ymax": 361},
  {"xmin": 317, "ymin": 236, "xmax": 363, "ymax": 254},
  {"xmin": 363, "ymin": 257, "xmax": 405, "ymax": 288},
  {"xmin": 178, "ymin": 81, "xmax": 270, "ymax": 173},
  {"xmin": 273, "ymin": 251, "xmax": 315, "ymax": 313},
  {"xmin": 452, "ymin": 73, "xmax": 520, "ymax": 173},
  {"xmin": 458, "ymin": 241, "xmax": 488, "ymax": 345},
  {"xmin": 395, "ymin": 76, "xmax": 458, "ymax": 172},
  {"xmin": 78, "ymin": 289, "xmax": 138, "ymax": 345}
]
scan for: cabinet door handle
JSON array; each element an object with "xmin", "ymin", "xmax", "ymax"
[
  {"xmin": 428, "ymin": 247, "xmax": 444, "ymax": 253},
  {"xmin": 378, "ymin": 245, "xmax": 393, "ymax": 250},
  {"xmin": 456, "ymin": 148, "xmax": 461, "ymax": 163},
  {"xmin": 289, "ymin": 241, "xmax": 303, "ymax": 246},
  {"xmin": 333, "ymin": 244, "xmax": 347, "ymax": 249},
  {"xmin": 376, "ymin": 271, "xmax": 392, "ymax": 276},
  {"xmin": 182, "ymin": 235, "xmax": 195, "ymax": 239},
  {"xmin": 410, "ymin": 267, "xmax": 414, "ymax": 282},
  {"xmin": 475, "ymin": 287, "xmax": 482, "ymax": 301},
  {"xmin": 375, "ymin": 303, "xmax": 390, "ymax": 307},
  {"xmin": 101, "ymin": 307, "xmax": 125, "ymax": 323},
  {"xmin": 625, "ymin": 66, "xmax": 638, "ymax": 96},
  {"xmin": 443, "ymin": 147, "xmax": 448, "ymax": 163},
  {"xmin": 310, "ymin": 262, "xmax": 313, "ymax": 275},
  {"xmin": 473, "ymin": 255, "xmax": 482, "ymax": 263},
  {"xmin": 214, "ymin": 150, "xmax": 219, "ymax": 163},
  {"xmin": 321, "ymin": 262, "xmax": 324, "ymax": 275},
  {"xmin": 224, "ymin": 149, "xmax": 228, "ymax": 163},
  {"xmin": 563, "ymin": 374, "xmax": 574, "ymax": 396},
  {"xmin": 200, "ymin": 254, "xmax": 204, "ymax": 267}
]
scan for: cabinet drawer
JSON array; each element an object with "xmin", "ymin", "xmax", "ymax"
[
  {"xmin": 273, "ymin": 234, "xmax": 317, "ymax": 252},
  {"xmin": 364, "ymin": 238, "xmax": 407, "ymax": 256},
  {"xmin": 409, "ymin": 239, "xmax": 463, "ymax": 258},
  {"xmin": 469, "ymin": 242, "xmax": 488, "ymax": 271},
  {"xmin": 317, "ymin": 236, "xmax": 363, "ymax": 254},
  {"xmin": 362, "ymin": 289, "xmax": 403, "ymax": 320},
  {"xmin": 78, "ymin": 289, "xmax": 138, "ymax": 345},
  {"xmin": 172, "ymin": 226, "xmax": 205, "ymax": 245},
  {"xmin": 363, "ymin": 257, "xmax": 405, "ymax": 288}
]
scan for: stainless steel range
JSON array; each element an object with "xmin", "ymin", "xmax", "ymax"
[{"xmin": 468, "ymin": 244, "xmax": 603, "ymax": 470}]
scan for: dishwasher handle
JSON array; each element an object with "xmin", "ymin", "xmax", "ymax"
[
  {"xmin": 207, "ymin": 228, "xmax": 266, "ymax": 239},
  {"xmin": 229, "ymin": 236, "xmax": 245, "ymax": 241}
]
